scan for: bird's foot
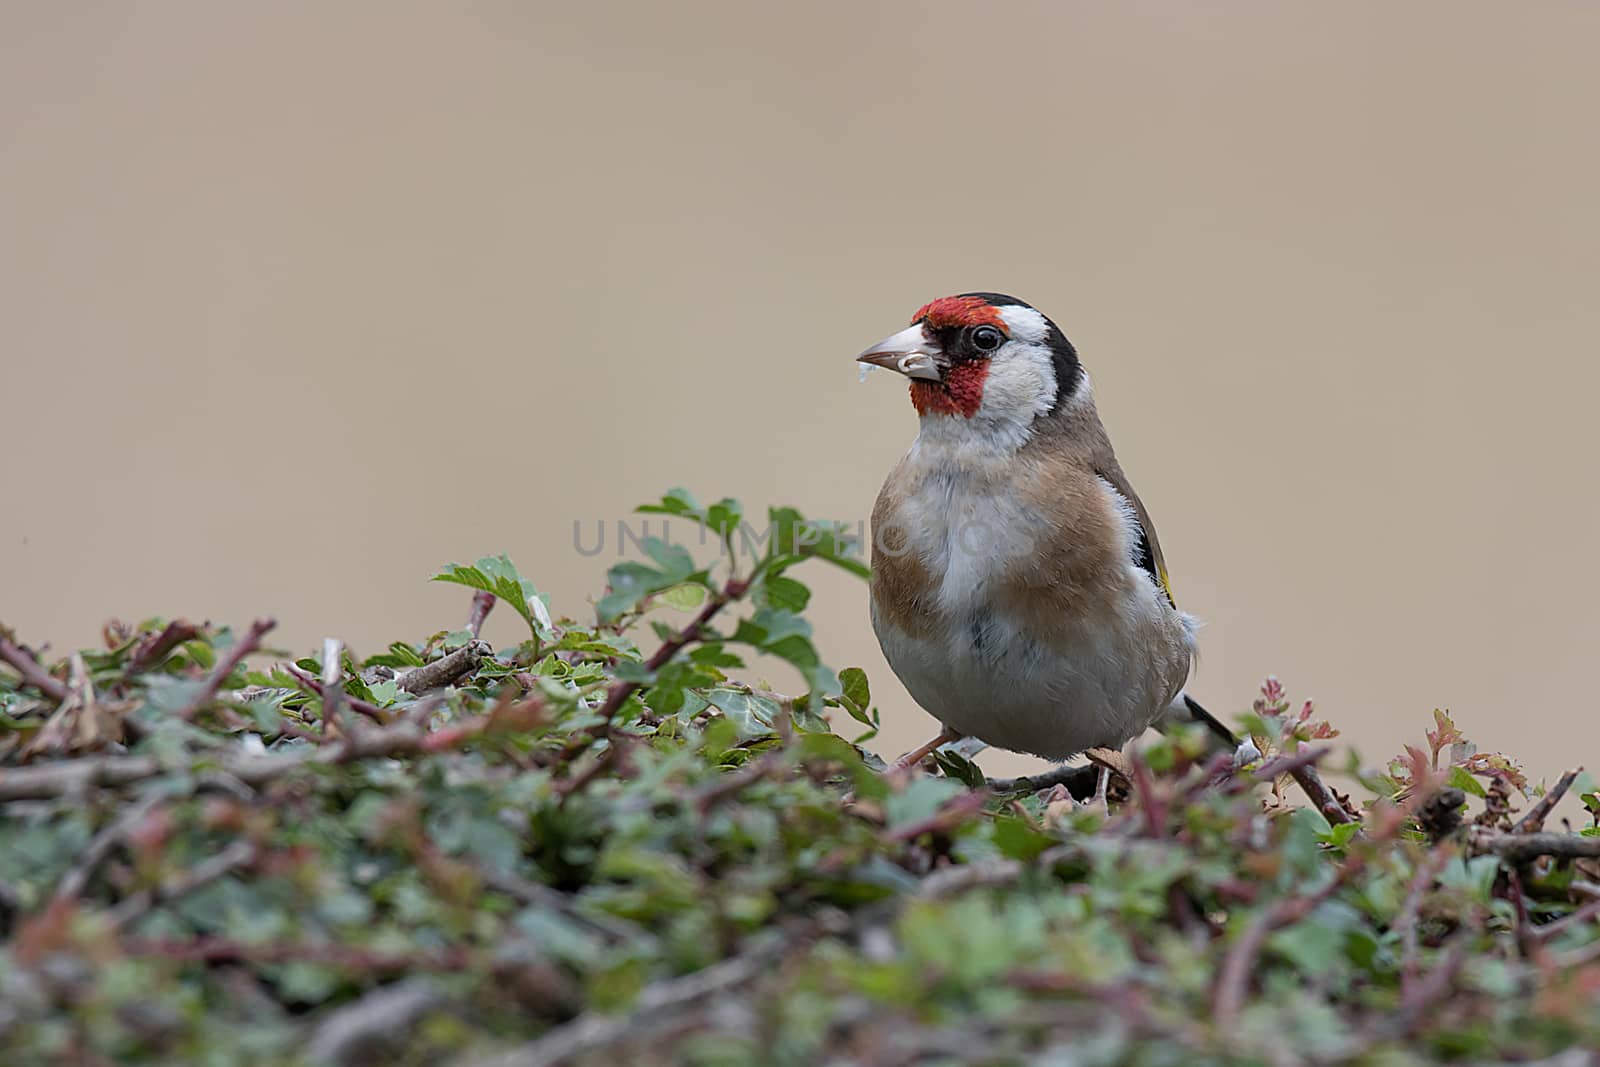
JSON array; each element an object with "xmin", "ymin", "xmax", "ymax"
[
  {"xmin": 891, "ymin": 726, "xmax": 964, "ymax": 771},
  {"xmin": 1093, "ymin": 764, "xmax": 1112, "ymax": 813}
]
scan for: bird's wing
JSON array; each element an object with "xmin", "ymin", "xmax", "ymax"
[{"xmin": 1096, "ymin": 461, "xmax": 1176, "ymax": 607}]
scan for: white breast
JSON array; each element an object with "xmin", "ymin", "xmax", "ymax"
[{"xmin": 872, "ymin": 435, "xmax": 1196, "ymax": 760}]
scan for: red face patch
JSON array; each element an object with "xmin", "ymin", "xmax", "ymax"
[
  {"xmin": 911, "ymin": 361, "xmax": 989, "ymax": 418},
  {"xmin": 906, "ymin": 295, "xmax": 1002, "ymax": 417},
  {"xmin": 911, "ymin": 295, "xmax": 1008, "ymax": 332}
]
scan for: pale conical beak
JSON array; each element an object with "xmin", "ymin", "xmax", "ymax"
[{"xmin": 855, "ymin": 324, "xmax": 943, "ymax": 382}]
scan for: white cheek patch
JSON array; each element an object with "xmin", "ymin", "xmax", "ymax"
[
  {"xmin": 997, "ymin": 305, "xmax": 1051, "ymax": 345},
  {"xmin": 974, "ymin": 340, "xmax": 1057, "ymax": 427}
]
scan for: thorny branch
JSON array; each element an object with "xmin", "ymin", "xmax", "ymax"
[
  {"xmin": 0, "ymin": 711, "xmax": 498, "ymax": 803},
  {"xmin": 172, "ymin": 618, "xmax": 277, "ymax": 721},
  {"xmin": 125, "ymin": 619, "xmax": 202, "ymax": 675},
  {"xmin": 397, "ymin": 641, "xmax": 487, "ymax": 694},
  {"xmin": 1471, "ymin": 828, "xmax": 1600, "ymax": 865},
  {"xmin": 6, "ymin": 577, "xmax": 1600, "ymax": 1064},
  {"xmin": 590, "ymin": 577, "xmax": 748, "ymax": 736},
  {"xmin": 466, "ymin": 590, "xmax": 496, "ymax": 640},
  {"xmin": 0, "ymin": 630, "xmax": 68, "ymax": 703},
  {"xmin": 986, "ymin": 763, "xmax": 1101, "ymax": 799},
  {"xmin": 1515, "ymin": 767, "xmax": 1583, "ymax": 833},
  {"xmin": 107, "ymin": 839, "xmax": 259, "ymax": 930},
  {"xmin": 456, "ymin": 914, "xmax": 846, "ymax": 1067},
  {"xmin": 284, "ymin": 663, "xmax": 390, "ymax": 724},
  {"xmin": 553, "ymin": 576, "xmax": 750, "ymax": 794}
]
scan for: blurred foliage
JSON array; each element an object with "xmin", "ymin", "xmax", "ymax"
[{"xmin": 1, "ymin": 490, "xmax": 1598, "ymax": 1066}]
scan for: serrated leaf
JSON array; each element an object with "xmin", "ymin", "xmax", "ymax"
[
  {"xmin": 1448, "ymin": 764, "xmax": 1488, "ymax": 798},
  {"xmin": 657, "ymin": 583, "xmax": 708, "ymax": 611},
  {"xmin": 760, "ymin": 575, "xmax": 811, "ymax": 612},
  {"xmin": 838, "ymin": 668, "xmax": 876, "ymax": 726},
  {"xmin": 703, "ymin": 688, "xmax": 783, "ymax": 740},
  {"xmin": 595, "ymin": 540, "xmax": 702, "ymax": 623},
  {"xmin": 839, "ymin": 667, "xmax": 871, "ymax": 713},
  {"xmin": 932, "ymin": 749, "xmax": 986, "ymax": 790},
  {"xmin": 432, "ymin": 555, "xmax": 553, "ymax": 640}
]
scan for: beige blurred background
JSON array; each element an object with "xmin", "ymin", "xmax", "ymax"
[{"xmin": 4, "ymin": 2, "xmax": 1598, "ymax": 783}]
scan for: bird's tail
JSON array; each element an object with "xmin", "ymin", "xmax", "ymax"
[{"xmin": 1158, "ymin": 691, "xmax": 1251, "ymax": 756}]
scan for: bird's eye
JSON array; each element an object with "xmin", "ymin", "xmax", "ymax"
[{"xmin": 971, "ymin": 325, "xmax": 1004, "ymax": 352}]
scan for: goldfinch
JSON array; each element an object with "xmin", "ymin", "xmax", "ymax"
[{"xmin": 856, "ymin": 292, "xmax": 1239, "ymax": 770}]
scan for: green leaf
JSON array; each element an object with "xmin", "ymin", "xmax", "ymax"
[
  {"xmin": 932, "ymin": 749, "xmax": 986, "ymax": 790},
  {"xmin": 432, "ymin": 555, "xmax": 553, "ymax": 640},
  {"xmin": 1268, "ymin": 914, "xmax": 1344, "ymax": 974},
  {"xmin": 839, "ymin": 667, "xmax": 870, "ymax": 713},
  {"xmin": 365, "ymin": 641, "xmax": 428, "ymax": 668},
  {"xmin": 1448, "ymin": 764, "xmax": 1488, "ymax": 798},
  {"xmin": 886, "ymin": 777, "xmax": 964, "ymax": 829},
  {"xmin": 637, "ymin": 489, "xmax": 744, "ymax": 540},
  {"xmin": 760, "ymin": 575, "xmax": 811, "ymax": 612},
  {"xmin": 657, "ymin": 583, "xmax": 708, "ymax": 611},
  {"xmin": 703, "ymin": 688, "xmax": 784, "ymax": 740},
  {"xmin": 992, "ymin": 814, "xmax": 1055, "ymax": 861},
  {"xmin": 764, "ymin": 506, "xmax": 870, "ymax": 578},
  {"xmin": 595, "ymin": 538, "xmax": 702, "ymax": 623}
]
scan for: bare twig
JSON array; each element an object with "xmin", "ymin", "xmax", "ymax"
[
  {"xmin": 466, "ymin": 591, "xmax": 496, "ymax": 641},
  {"xmin": 1212, "ymin": 794, "xmax": 1400, "ymax": 1024},
  {"xmin": 1471, "ymin": 829, "xmax": 1600, "ymax": 866},
  {"xmin": 474, "ymin": 866, "xmax": 638, "ymax": 942},
  {"xmin": 50, "ymin": 794, "xmax": 165, "ymax": 903},
  {"xmin": 397, "ymin": 641, "xmax": 487, "ymax": 694},
  {"xmin": 319, "ymin": 638, "xmax": 345, "ymax": 736},
  {"xmin": 585, "ymin": 578, "xmax": 747, "ymax": 742},
  {"xmin": 0, "ymin": 630, "xmax": 67, "ymax": 703},
  {"xmin": 553, "ymin": 737, "xmax": 630, "ymax": 798},
  {"xmin": 1234, "ymin": 745, "xmax": 1331, "ymax": 790},
  {"xmin": 173, "ymin": 618, "xmax": 276, "ymax": 721},
  {"xmin": 693, "ymin": 746, "xmax": 793, "ymax": 814},
  {"xmin": 1416, "ymin": 787, "xmax": 1468, "ymax": 842},
  {"xmin": 284, "ymin": 662, "xmax": 389, "ymax": 724},
  {"xmin": 125, "ymin": 620, "xmax": 202, "ymax": 675},
  {"xmin": 917, "ymin": 860, "xmax": 1024, "ymax": 900},
  {"xmin": 0, "ymin": 709, "xmax": 502, "ymax": 803},
  {"xmin": 1128, "ymin": 756, "xmax": 1164, "ymax": 836},
  {"xmin": 1231, "ymin": 744, "xmax": 1357, "ymax": 825},
  {"xmin": 551, "ymin": 579, "xmax": 747, "ymax": 795},
  {"xmin": 306, "ymin": 978, "xmax": 449, "ymax": 1067},
  {"xmin": 1393, "ymin": 936, "xmax": 1472, "ymax": 1038},
  {"xmin": 119, "ymin": 934, "xmax": 474, "ymax": 973},
  {"xmin": 455, "ymin": 916, "xmax": 840, "ymax": 1067},
  {"xmin": 986, "ymin": 763, "xmax": 1100, "ymax": 799},
  {"xmin": 1532, "ymin": 895, "xmax": 1600, "ymax": 943},
  {"xmin": 1213, "ymin": 866, "xmax": 1354, "ymax": 1024},
  {"xmin": 1395, "ymin": 849, "xmax": 1453, "ymax": 994},
  {"xmin": 1551, "ymin": 936, "xmax": 1600, "ymax": 970},
  {"xmin": 0, "ymin": 754, "xmax": 165, "ymax": 802},
  {"xmin": 23, "ymin": 652, "xmax": 115, "ymax": 757},
  {"xmin": 107, "ymin": 839, "xmax": 257, "ymax": 930},
  {"xmin": 1287, "ymin": 757, "xmax": 1357, "ymax": 825},
  {"xmin": 1514, "ymin": 768, "xmax": 1582, "ymax": 833}
]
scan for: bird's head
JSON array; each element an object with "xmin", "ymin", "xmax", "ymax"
[{"xmin": 855, "ymin": 293, "xmax": 1082, "ymax": 432}]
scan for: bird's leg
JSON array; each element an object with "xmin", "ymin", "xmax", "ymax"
[
  {"xmin": 892, "ymin": 726, "xmax": 963, "ymax": 770},
  {"xmin": 1093, "ymin": 764, "xmax": 1112, "ymax": 813}
]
